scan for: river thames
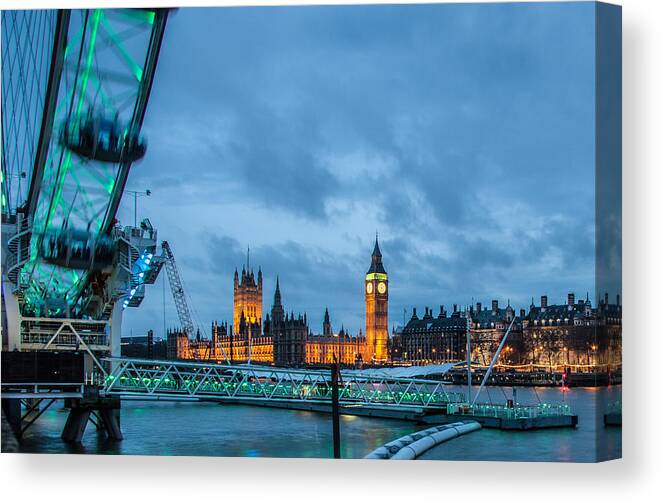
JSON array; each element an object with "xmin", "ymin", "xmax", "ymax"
[{"xmin": 16, "ymin": 385, "xmax": 621, "ymax": 462}]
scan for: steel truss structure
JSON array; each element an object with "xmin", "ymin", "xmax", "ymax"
[
  {"xmin": 161, "ymin": 241, "xmax": 195, "ymax": 338},
  {"xmin": 19, "ymin": 317, "xmax": 108, "ymax": 371},
  {"xmin": 0, "ymin": 383, "xmax": 86, "ymax": 400},
  {"xmin": 103, "ymin": 358, "xmax": 465, "ymax": 410},
  {"xmin": 2, "ymin": 8, "xmax": 168, "ymax": 320},
  {"xmin": 16, "ymin": 398, "xmax": 58, "ymax": 436}
]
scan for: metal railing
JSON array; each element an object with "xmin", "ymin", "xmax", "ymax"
[
  {"xmin": 447, "ymin": 402, "xmax": 572, "ymax": 419},
  {"xmin": 0, "ymin": 382, "xmax": 86, "ymax": 399},
  {"xmin": 5, "ymin": 219, "xmax": 32, "ymax": 289},
  {"xmin": 102, "ymin": 357, "xmax": 465, "ymax": 409},
  {"xmin": 20, "ymin": 317, "xmax": 109, "ymax": 348}
]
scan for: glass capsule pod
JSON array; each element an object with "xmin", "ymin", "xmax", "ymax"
[
  {"xmin": 41, "ymin": 229, "xmax": 116, "ymax": 271},
  {"xmin": 61, "ymin": 111, "xmax": 147, "ymax": 163}
]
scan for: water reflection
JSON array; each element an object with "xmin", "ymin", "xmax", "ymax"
[
  {"xmin": 420, "ymin": 385, "xmax": 622, "ymax": 462},
  {"xmin": 17, "ymin": 386, "xmax": 621, "ymax": 461}
]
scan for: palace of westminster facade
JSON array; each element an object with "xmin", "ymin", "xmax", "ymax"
[
  {"xmin": 167, "ymin": 237, "xmax": 389, "ymax": 366},
  {"xmin": 167, "ymin": 238, "xmax": 621, "ymax": 371}
]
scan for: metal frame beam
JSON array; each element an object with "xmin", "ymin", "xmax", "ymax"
[
  {"xmin": 25, "ymin": 10, "xmax": 71, "ymax": 219},
  {"xmin": 102, "ymin": 357, "xmax": 465, "ymax": 410},
  {"xmin": 16, "ymin": 8, "xmax": 170, "ymax": 321},
  {"xmin": 101, "ymin": 9, "xmax": 169, "ymax": 234}
]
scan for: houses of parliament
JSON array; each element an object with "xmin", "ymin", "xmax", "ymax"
[
  {"xmin": 166, "ymin": 235, "xmax": 621, "ymax": 372},
  {"xmin": 167, "ymin": 237, "xmax": 389, "ymax": 366}
]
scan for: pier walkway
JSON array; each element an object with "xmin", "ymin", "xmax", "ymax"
[
  {"xmin": 2, "ymin": 357, "xmax": 578, "ymax": 428},
  {"xmin": 101, "ymin": 357, "xmax": 465, "ymax": 419}
]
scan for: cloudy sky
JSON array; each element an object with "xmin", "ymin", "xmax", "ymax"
[{"xmin": 118, "ymin": 2, "xmax": 598, "ymax": 339}]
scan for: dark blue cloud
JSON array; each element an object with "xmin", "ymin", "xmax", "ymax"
[{"xmin": 121, "ymin": 2, "xmax": 600, "ymax": 338}]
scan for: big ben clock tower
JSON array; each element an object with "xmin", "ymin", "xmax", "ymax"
[{"xmin": 365, "ymin": 235, "xmax": 388, "ymax": 363}]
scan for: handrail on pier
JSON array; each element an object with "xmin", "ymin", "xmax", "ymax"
[{"xmin": 101, "ymin": 357, "xmax": 465, "ymax": 409}]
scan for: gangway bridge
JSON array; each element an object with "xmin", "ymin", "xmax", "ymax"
[
  {"xmin": 102, "ymin": 357, "xmax": 465, "ymax": 419},
  {"xmin": 1, "ymin": 355, "xmax": 466, "ymax": 427}
]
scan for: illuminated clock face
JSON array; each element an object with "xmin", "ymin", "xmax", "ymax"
[
  {"xmin": 377, "ymin": 282, "xmax": 387, "ymax": 294},
  {"xmin": 366, "ymin": 282, "xmax": 374, "ymax": 294}
]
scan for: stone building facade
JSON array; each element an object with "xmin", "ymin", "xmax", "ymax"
[
  {"xmin": 523, "ymin": 293, "xmax": 622, "ymax": 370},
  {"xmin": 393, "ymin": 293, "xmax": 621, "ymax": 371},
  {"xmin": 471, "ymin": 300, "xmax": 524, "ymax": 365},
  {"xmin": 394, "ymin": 305, "xmax": 471, "ymax": 364},
  {"xmin": 364, "ymin": 237, "xmax": 389, "ymax": 363},
  {"xmin": 165, "ymin": 236, "xmax": 621, "ymax": 372},
  {"xmin": 167, "ymin": 240, "xmax": 387, "ymax": 367},
  {"xmin": 233, "ymin": 264, "xmax": 262, "ymax": 335}
]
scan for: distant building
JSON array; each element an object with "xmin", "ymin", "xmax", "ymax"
[
  {"xmin": 398, "ymin": 305, "xmax": 469, "ymax": 364},
  {"xmin": 233, "ymin": 260, "xmax": 262, "ymax": 335},
  {"xmin": 364, "ymin": 236, "xmax": 389, "ymax": 363},
  {"xmin": 523, "ymin": 293, "xmax": 622, "ymax": 370},
  {"xmin": 121, "ymin": 330, "xmax": 167, "ymax": 359},
  {"xmin": 165, "ymin": 236, "xmax": 621, "ymax": 372},
  {"xmin": 471, "ymin": 300, "xmax": 524, "ymax": 365},
  {"xmin": 266, "ymin": 278, "xmax": 365, "ymax": 366},
  {"xmin": 304, "ymin": 309, "xmax": 364, "ymax": 366},
  {"xmin": 397, "ymin": 293, "xmax": 621, "ymax": 371},
  {"xmin": 166, "ymin": 329, "xmax": 189, "ymax": 360},
  {"xmin": 171, "ymin": 238, "xmax": 387, "ymax": 366}
]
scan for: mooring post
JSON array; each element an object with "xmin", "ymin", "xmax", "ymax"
[
  {"xmin": 61, "ymin": 402, "xmax": 91, "ymax": 443},
  {"xmin": 99, "ymin": 408, "xmax": 123, "ymax": 440},
  {"xmin": 61, "ymin": 394, "xmax": 122, "ymax": 443},
  {"xmin": 331, "ymin": 355, "xmax": 341, "ymax": 459},
  {"xmin": 1, "ymin": 398, "xmax": 22, "ymax": 438}
]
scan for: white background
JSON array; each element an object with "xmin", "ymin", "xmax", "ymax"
[{"xmin": 0, "ymin": 0, "xmax": 658, "ymax": 500}]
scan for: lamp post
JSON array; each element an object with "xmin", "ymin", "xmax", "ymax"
[
  {"xmin": 590, "ymin": 344, "xmax": 597, "ymax": 372},
  {"xmin": 125, "ymin": 189, "xmax": 151, "ymax": 227},
  {"xmin": 591, "ymin": 344, "xmax": 598, "ymax": 385},
  {"xmin": 331, "ymin": 354, "xmax": 341, "ymax": 459}
]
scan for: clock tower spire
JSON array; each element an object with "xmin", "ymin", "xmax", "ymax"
[{"xmin": 365, "ymin": 234, "xmax": 388, "ymax": 363}]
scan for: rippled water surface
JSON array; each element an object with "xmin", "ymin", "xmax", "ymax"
[
  {"xmin": 16, "ymin": 385, "xmax": 621, "ymax": 462},
  {"xmin": 421, "ymin": 385, "xmax": 622, "ymax": 462}
]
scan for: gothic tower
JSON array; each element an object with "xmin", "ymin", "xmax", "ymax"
[
  {"xmin": 271, "ymin": 276, "xmax": 284, "ymax": 328},
  {"xmin": 233, "ymin": 249, "xmax": 263, "ymax": 335},
  {"xmin": 323, "ymin": 307, "xmax": 332, "ymax": 336},
  {"xmin": 365, "ymin": 235, "xmax": 388, "ymax": 363},
  {"xmin": 271, "ymin": 277, "xmax": 284, "ymax": 364}
]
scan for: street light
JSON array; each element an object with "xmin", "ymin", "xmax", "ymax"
[{"xmin": 125, "ymin": 189, "xmax": 151, "ymax": 227}]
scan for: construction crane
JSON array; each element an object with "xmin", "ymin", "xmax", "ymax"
[
  {"xmin": 161, "ymin": 241, "xmax": 195, "ymax": 339},
  {"xmin": 160, "ymin": 240, "xmax": 229, "ymax": 363}
]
